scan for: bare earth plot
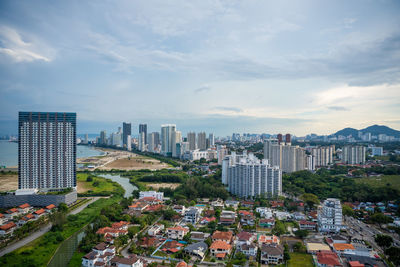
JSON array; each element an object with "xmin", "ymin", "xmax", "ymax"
[
  {"xmin": 0, "ymin": 174, "xmax": 18, "ymax": 191},
  {"xmin": 145, "ymin": 183, "xmax": 180, "ymax": 190},
  {"xmin": 100, "ymin": 155, "xmax": 169, "ymax": 170}
]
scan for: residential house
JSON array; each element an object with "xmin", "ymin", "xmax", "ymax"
[
  {"xmin": 219, "ymin": 210, "xmax": 236, "ymax": 225},
  {"xmin": 299, "ymin": 220, "xmax": 317, "ymax": 231},
  {"xmin": 173, "ymin": 205, "xmax": 185, "ymax": 215},
  {"xmin": 260, "ymin": 243, "xmax": 284, "ymax": 265},
  {"xmin": 190, "ymin": 231, "xmax": 210, "ymax": 241},
  {"xmin": 148, "ymin": 223, "xmax": 164, "ymax": 236},
  {"xmin": 199, "ymin": 217, "xmax": 216, "ymax": 225},
  {"xmin": 316, "ymin": 251, "xmax": 342, "ymax": 267},
  {"xmin": 184, "ymin": 208, "xmax": 201, "ymax": 224},
  {"xmin": 138, "ymin": 237, "xmax": 160, "ymax": 249},
  {"xmin": 306, "ymin": 242, "xmax": 332, "ymax": 254},
  {"xmin": 332, "ymin": 243, "xmax": 355, "ymax": 255},
  {"xmin": 259, "ymin": 218, "xmax": 275, "ymax": 228},
  {"xmin": 110, "ymin": 255, "xmax": 144, "ymax": 267},
  {"xmin": 162, "ymin": 240, "xmax": 185, "ymax": 254},
  {"xmin": 96, "ymin": 227, "xmax": 128, "ymax": 238},
  {"xmin": 210, "ymin": 240, "xmax": 232, "ymax": 260},
  {"xmin": 18, "ymin": 213, "xmax": 35, "ymax": 226},
  {"xmin": 0, "ymin": 222, "xmax": 17, "ymax": 236},
  {"xmin": 236, "ymin": 231, "xmax": 256, "ymax": 247},
  {"xmin": 5, "ymin": 208, "xmax": 19, "ymax": 219},
  {"xmin": 256, "ymin": 207, "xmax": 273, "ymax": 219},
  {"xmin": 274, "ymin": 211, "xmax": 291, "ymax": 220},
  {"xmin": 241, "ymin": 200, "xmax": 254, "ymax": 208},
  {"xmin": 45, "ymin": 204, "xmax": 56, "ymax": 213},
  {"xmin": 293, "ymin": 212, "xmax": 306, "ymax": 221},
  {"xmin": 81, "ymin": 243, "xmax": 116, "ymax": 267},
  {"xmin": 239, "ymin": 243, "xmax": 258, "ymax": 258},
  {"xmin": 211, "ymin": 199, "xmax": 224, "ymax": 209},
  {"xmin": 112, "ymin": 221, "xmax": 129, "ymax": 231},
  {"xmin": 212, "ymin": 230, "xmax": 233, "ymax": 243},
  {"xmin": 0, "ymin": 214, "xmax": 5, "ymax": 225},
  {"xmin": 33, "ymin": 208, "xmax": 46, "ymax": 219},
  {"xmin": 224, "ymin": 200, "xmax": 239, "ymax": 210},
  {"xmin": 18, "ymin": 203, "xmax": 31, "ymax": 214},
  {"xmin": 139, "ymin": 191, "xmax": 164, "ymax": 201},
  {"xmin": 184, "ymin": 241, "xmax": 208, "ymax": 260},
  {"xmin": 258, "ymin": 235, "xmax": 280, "ymax": 246},
  {"xmin": 167, "ymin": 226, "xmax": 189, "ymax": 240}
]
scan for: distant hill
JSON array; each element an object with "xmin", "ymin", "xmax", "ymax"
[
  {"xmin": 360, "ymin": 125, "xmax": 400, "ymax": 138},
  {"xmin": 334, "ymin": 125, "xmax": 400, "ymax": 138},
  {"xmin": 334, "ymin": 127, "xmax": 359, "ymax": 137}
]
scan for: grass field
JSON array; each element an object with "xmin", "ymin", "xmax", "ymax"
[
  {"xmin": 286, "ymin": 253, "xmax": 314, "ymax": 267},
  {"xmin": 77, "ymin": 173, "xmax": 120, "ymax": 195},
  {"xmin": 0, "ymin": 194, "xmax": 123, "ymax": 267},
  {"xmin": 355, "ymin": 175, "xmax": 400, "ymax": 191}
]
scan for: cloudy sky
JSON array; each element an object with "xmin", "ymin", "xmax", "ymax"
[{"xmin": 0, "ymin": 0, "xmax": 399, "ymax": 136}]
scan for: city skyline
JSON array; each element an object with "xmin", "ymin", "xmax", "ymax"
[{"xmin": 0, "ymin": 1, "xmax": 399, "ymax": 136}]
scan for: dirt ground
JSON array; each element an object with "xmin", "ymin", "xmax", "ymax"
[
  {"xmin": 0, "ymin": 174, "xmax": 18, "ymax": 191},
  {"xmin": 145, "ymin": 183, "xmax": 180, "ymax": 190},
  {"xmin": 78, "ymin": 148, "xmax": 170, "ymax": 171}
]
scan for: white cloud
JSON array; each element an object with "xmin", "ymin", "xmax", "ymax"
[{"xmin": 0, "ymin": 26, "xmax": 52, "ymax": 62}]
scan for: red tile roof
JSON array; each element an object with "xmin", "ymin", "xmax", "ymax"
[
  {"xmin": 111, "ymin": 221, "xmax": 129, "ymax": 229},
  {"xmin": 34, "ymin": 209, "xmax": 45, "ymax": 215},
  {"xmin": 210, "ymin": 240, "xmax": 231, "ymax": 250},
  {"xmin": 212, "ymin": 231, "xmax": 233, "ymax": 242},
  {"xmin": 46, "ymin": 204, "xmax": 56, "ymax": 210},
  {"xmin": 19, "ymin": 203, "xmax": 30, "ymax": 209},
  {"xmin": 333, "ymin": 243, "xmax": 355, "ymax": 251},
  {"xmin": 167, "ymin": 226, "xmax": 189, "ymax": 233},
  {"xmin": 215, "ymin": 253, "xmax": 227, "ymax": 258},
  {"xmin": 0, "ymin": 222, "xmax": 16, "ymax": 231},
  {"xmin": 316, "ymin": 251, "xmax": 341, "ymax": 266},
  {"xmin": 349, "ymin": 261, "xmax": 364, "ymax": 267}
]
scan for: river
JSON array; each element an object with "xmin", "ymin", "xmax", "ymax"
[{"xmin": 97, "ymin": 173, "xmax": 138, "ymax": 198}]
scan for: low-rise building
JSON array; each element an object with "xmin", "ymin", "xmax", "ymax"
[
  {"xmin": 210, "ymin": 240, "xmax": 232, "ymax": 260},
  {"xmin": 0, "ymin": 222, "xmax": 17, "ymax": 236},
  {"xmin": 184, "ymin": 208, "xmax": 201, "ymax": 224},
  {"xmin": 81, "ymin": 243, "xmax": 116, "ymax": 267},
  {"xmin": 18, "ymin": 213, "xmax": 35, "ymax": 226},
  {"xmin": 18, "ymin": 203, "xmax": 31, "ymax": 214},
  {"xmin": 239, "ymin": 243, "xmax": 258, "ymax": 258},
  {"xmin": 258, "ymin": 235, "xmax": 279, "ymax": 246},
  {"xmin": 184, "ymin": 241, "xmax": 208, "ymax": 260},
  {"xmin": 316, "ymin": 251, "xmax": 342, "ymax": 267},
  {"xmin": 259, "ymin": 218, "xmax": 275, "ymax": 228},
  {"xmin": 212, "ymin": 230, "xmax": 233, "ymax": 243},
  {"xmin": 219, "ymin": 210, "xmax": 236, "ymax": 225},
  {"xmin": 139, "ymin": 191, "xmax": 164, "ymax": 201},
  {"xmin": 224, "ymin": 200, "xmax": 239, "ymax": 210},
  {"xmin": 5, "ymin": 208, "xmax": 19, "ymax": 219},
  {"xmin": 299, "ymin": 220, "xmax": 317, "ymax": 231},
  {"xmin": 33, "ymin": 208, "xmax": 46, "ymax": 219},
  {"xmin": 167, "ymin": 226, "xmax": 189, "ymax": 240},
  {"xmin": 332, "ymin": 243, "xmax": 355, "ymax": 255},
  {"xmin": 260, "ymin": 243, "xmax": 284, "ymax": 265},
  {"xmin": 110, "ymin": 255, "xmax": 144, "ymax": 267},
  {"xmin": 148, "ymin": 223, "xmax": 164, "ymax": 236},
  {"xmin": 173, "ymin": 205, "xmax": 185, "ymax": 215},
  {"xmin": 190, "ymin": 231, "xmax": 210, "ymax": 241},
  {"xmin": 306, "ymin": 242, "xmax": 331, "ymax": 254},
  {"xmin": 256, "ymin": 207, "xmax": 273, "ymax": 219},
  {"xmin": 45, "ymin": 204, "xmax": 56, "ymax": 213}
]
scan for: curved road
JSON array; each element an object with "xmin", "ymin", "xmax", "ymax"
[{"xmin": 0, "ymin": 197, "xmax": 99, "ymax": 257}]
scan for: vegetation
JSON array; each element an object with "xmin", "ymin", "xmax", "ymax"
[
  {"xmin": 283, "ymin": 170, "xmax": 400, "ymax": 202},
  {"xmin": 375, "ymin": 234, "xmax": 393, "ymax": 248},
  {"xmin": 77, "ymin": 173, "xmax": 124, "ymax": 196},
  {"xmin": 284, "ymin": 253, "xmax": 314, "ymax": 267},
  {"xmin": 0, "ymin": 185, "xmax": 124, "ymax": 267}
]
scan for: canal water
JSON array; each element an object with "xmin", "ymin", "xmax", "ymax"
[
  {"xmin": 97, "ymin": 173, "xmax": 138, "ymax": 198},
  {"xmin": 48, "ymin": 174, "xmax": 137, "ymax": 266},
  {"xmin": 48, "ymin": 225, "xmax": 88, "ymax": 267}
]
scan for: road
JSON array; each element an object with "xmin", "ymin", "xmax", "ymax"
[{"xmin": 0, "ymin": 197, "xmax": 99, "ymax": 257}]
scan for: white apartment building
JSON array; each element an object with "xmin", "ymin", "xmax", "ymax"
[
  {"xmin": 342, "ymin": 146, "xmax": 366, "ymax": 164},
  {"xmin": 161, "ymin": 124, "xmax": 176, "ymax": 156},
  {"xmin": 264, "ymin": 139, "xmax": 306, "ymax": 173},
  {"xmin": 311, "ymin": 146, "xmax": 334, "ymax": 167},
  {"xmin": 318, "ymin": 198, "xmax": 344, "ymax": 233},
  {"xmin": 139, "ymin": 191, "xmax": 164, "ymax": 201},
  {"xmin": 225, "ymin": 153, "xmax": 282, "ymax": 198}
]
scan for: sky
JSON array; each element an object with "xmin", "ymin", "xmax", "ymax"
[{"xmin": 0, "ymin": 0, "xmax": 399, "ymax": 136}]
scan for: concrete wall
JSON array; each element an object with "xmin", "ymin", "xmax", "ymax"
[{"xmin": 0, "ymin": 190, "xmax": 77, "ymax": 208}]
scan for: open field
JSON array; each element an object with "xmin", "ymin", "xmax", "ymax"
[
  {"xmin": 77, "ymin": 173, "xmax": 121, "ymax": 196},
  {"xmin": 144, "ymin": 183, "xmax": 180, "ymax": 190},
  {"xmin": 355, "ymin": 175, "xmax": 400, "ymax": 191},
  {"xmin": 286, "ymin": 253, "xmax": 314, "ymax": 267},
  {"xmin": 78, "ymin": 148, "xmax": 170, "ymax": 170},
  {"xmin": 0, "ymin": 174, "xmax": 18, "ymax": 191}
]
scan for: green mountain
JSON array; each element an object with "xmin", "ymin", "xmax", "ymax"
[{"xmin": 334, "ymin": 125, "xmax": 400, "ymax": 138}]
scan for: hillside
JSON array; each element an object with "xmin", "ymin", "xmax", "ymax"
[{"xmin": 334, "ymin": 125, "xmax": 400, "ymax": 138}]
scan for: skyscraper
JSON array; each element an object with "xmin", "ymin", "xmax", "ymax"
[
  {"xmin": 18, "ymin": 112, "xmax": 76, "ymax": 190},
  {"xmin": 139, "ymin": 124, "xmax": 147, "ymax": 144},
  {"xmin": 172, "ymin": 130, "xmax": 182, "ymax": 157},
  {"xmin": 100, "ymin": 130, "xmax": 107, "ymax": 145},
  {"xmin": 187, "ymin": 132, "xmax": 196, "ymax": 151},
  {"xmin": 122, "ymin": 122, "xmax": 131, "ymax": 148},
  {"xmin": 197, "ymin": 132, "xmax": 206, "ymax": 150},
  {"xmin": 209, "ymin": 133, "xmax": 215, "ymax": 147},
  {"xmin": 342, "ymin": 146, "xmax": 366, "ymax": 164},
  {"xmin": 161, "ymin": 124, "xmax": 176, "ymax": 156}
]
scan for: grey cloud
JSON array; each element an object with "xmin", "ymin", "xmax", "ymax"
[
  {"xmin": 194, "ymin": 85, "xmax": 211, "ymax": 93},
  {"xmin": 327, "ymin": 106, "xmax": 349, "ymax": 111},
  {"xmin": 214, "ymin": 106, "xmax": 243, "ymax": 113}
]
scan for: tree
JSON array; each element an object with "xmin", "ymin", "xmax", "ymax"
[
  {"xmin": 301, "ymin": 193, "xmax": 319, "ymax": 209},
  {"xmin": 342, "ymin": 205, "xmax": 354, "ymax": 217},
  {"xmin": 385, "ymin": 246, "xmax": 400, "ymax": 266},
  {"xmin": 375, "ymin": 234, "xmax": 393, "ymax": 248},
  {"xmin": 272, "ymin": 220, "xmax": 286, "ymax": 236},
  {"xmin": 283, "ymin": 243, "xmax": 290, "ymax": 261},
  {"xmin": 86, "ymin": 176, "xmax": 94, "ymax": 182},
  {"xmin": 58, "ymin": 203, "xmax": 68, "ymax": 213},
  {"xmin": 294, "ymin": 229, "xmax": 309, "ymax": 239},
  {"xmin": 293, "ymin": 242, "xmax": 306, "ymax": 253},
  {"xmin": 370, "ymin": 213, "xmax": 393, "ymax": 225}
]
